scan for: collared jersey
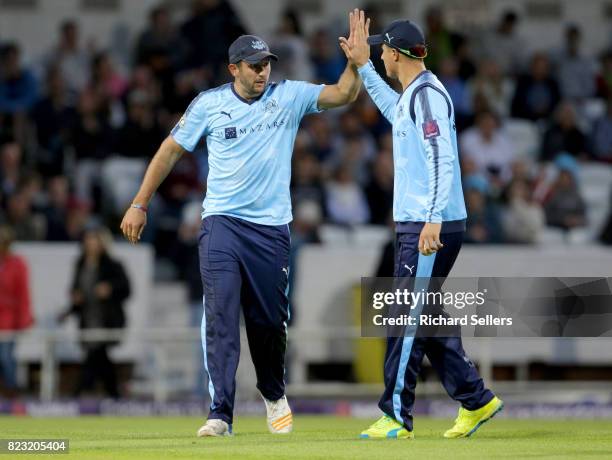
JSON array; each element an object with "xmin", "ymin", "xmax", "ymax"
[
  {"xmin": 171, "ymin": 81, "xmax": 324, "ymax": 225},
  {"xmin": 358, "ymin": 61, "xmax": 467, "ymax": 232}
]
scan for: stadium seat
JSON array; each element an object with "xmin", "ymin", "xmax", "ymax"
[
  {"xmin": 503, "ymin": 118, "xmax": 541, "ymax": 159},
  {"xmin": 101, "ymin": 157, "xmax": 147, "ymax": 216}
]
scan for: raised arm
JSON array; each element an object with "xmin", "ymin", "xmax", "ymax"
[
  {"xmin": 317, "ymin": 9, "xmax": 362, "ymax": 109},
  {"xmin": 120, "ymin": 136, "xmax": 185, "ymax": 243},
  {"xmin": 340, "ymin": 9, "xmax": 399, "ymax": 122}
]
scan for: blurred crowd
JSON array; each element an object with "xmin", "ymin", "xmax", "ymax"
[{"xmin": 1, "ymin": 1, "xmax": 612, "ymax": 279}]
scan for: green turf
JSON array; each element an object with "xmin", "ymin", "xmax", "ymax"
[{"xmin": 1, "ymin": 415, "xmax": 611, "ymax": 459}]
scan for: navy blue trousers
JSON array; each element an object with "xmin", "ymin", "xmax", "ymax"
[
  {"xmin": 379, "ymin": 231, "xmax": 494, "ymax": 431},
  {"xmin": 198, "ymin": 215, "xmax": 290, "ymax": 424}
]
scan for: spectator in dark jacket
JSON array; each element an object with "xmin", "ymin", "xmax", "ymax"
[
  {"xmin": 60, "ymin": 227, "xmax": 130, "ymax": 398},
  {"xmin": 541, "ymin": 101, "xmax": 589, "ymax": 161},
  {"xmin": 511, "ymin": 53, "xmax": 560, "ymax": 121},
  {"xmin": 180, "ymin": 0, "xmax": 247, "ymax": 81}
]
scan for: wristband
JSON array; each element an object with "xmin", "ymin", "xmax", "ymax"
[{"xmin": 131, "ymin": 204, "xmax": 148, "ymax": 213}]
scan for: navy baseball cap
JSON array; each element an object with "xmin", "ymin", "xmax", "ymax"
[
  {"xmin": 228, "ymin": 35, "xmax": 278, "ymax": 64},
  {"xmin": 367, "ymin": 20, "xmax": 428, "ymax": 59}
]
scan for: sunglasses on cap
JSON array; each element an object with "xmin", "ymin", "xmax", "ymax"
[{"xmin": 389, "ymin": 43, "xmax": 428, "ymax": 59}]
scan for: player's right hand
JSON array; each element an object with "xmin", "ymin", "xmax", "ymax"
[
  {"xmin": 120, "ymin": 206, "xmax": 147, "ymax": 244},
  {"xmin": 339, "ymin": 9, "xmax": 370, "ymax": 67}
]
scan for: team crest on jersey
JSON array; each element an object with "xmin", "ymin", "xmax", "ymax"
[
  {"xmin": 251, "ymin": 40, "xmax": 267, "ymax": 50},
  {"xmin": 264, "ymin": 99, "xmax": 278, "ymax": 114},
  {"xmin": 422, "ymin": 119, "xmax": 440, "ymax": 139},
  {"xmin": 225, "ymin": 127, "xmax": 237, "ymax": 139}
]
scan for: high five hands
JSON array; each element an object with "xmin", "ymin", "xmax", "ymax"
[{"xmin": 339, "ymin": 9, "xmax": 371, "ymax": 68}]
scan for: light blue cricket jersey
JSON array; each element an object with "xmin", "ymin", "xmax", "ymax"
[
  {"xmin": 171, "ymin": 81, "xmax": 324, "ymax": 225},
  {"xmin": 358, "ymin": 61, "xmax": 467, "ymax": 233}
]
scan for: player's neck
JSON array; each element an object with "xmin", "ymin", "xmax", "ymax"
[
  {"xmin": 398, "ymin": 61, "xmax": 427, "ymax": 91},
  {"xmin": 233, "ymin": 81, "xmax": 259, "ymax": 101}
]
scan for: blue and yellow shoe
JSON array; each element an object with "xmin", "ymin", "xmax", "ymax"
[
  {"xmin": 443, "ymin": 396, "xmax": 504, "ymax": 438},
  {"xmin": 359, "ymin": 415, "xmax": 414, "ymax": 439}
]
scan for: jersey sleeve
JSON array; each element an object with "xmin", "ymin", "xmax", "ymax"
[
  {"xmin": 357, "ymin": 60, "xmax": 399, "ymax": 123},
  {"xmin": 170, "ymin": 92, "xmax": 210, "ymax": 152},
  {"xmin": 283, "ymin": 80, "xmax": 325, "ymax": 118},
  {"xmin": 413, "ymin": 87, "xmax": 455, "ymax": 224}
]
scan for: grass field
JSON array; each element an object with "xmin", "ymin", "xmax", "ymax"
[{"xmin": 2, "ymin": 416, "xmax": 612, "ymax": 459}]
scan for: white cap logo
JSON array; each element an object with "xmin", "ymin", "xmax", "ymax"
[{"xmin": 251, "ymin": 40, "xmax": 267, "ymax": 50}]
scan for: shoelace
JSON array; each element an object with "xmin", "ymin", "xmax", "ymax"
[{"xmin": 372, "ymin": 415, "xmax": 394, "ymax": 429}]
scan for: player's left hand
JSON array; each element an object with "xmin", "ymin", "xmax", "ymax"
[{"xmin": 419, "ymin": 223, "xmax": 444, "ymax": 256}]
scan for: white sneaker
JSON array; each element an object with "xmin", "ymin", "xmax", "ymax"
[
  {"xmin": 262, "ymin": 394, "xmax": 293, "ymax": 434},
  {"xmin": 196, "ymin": 419, "xmax": 232, "ymax": 437}
]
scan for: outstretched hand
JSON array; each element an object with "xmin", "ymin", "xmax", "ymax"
[{"xmin": 339, "ymin": 9, "xmax": 370, "ymax": 67}]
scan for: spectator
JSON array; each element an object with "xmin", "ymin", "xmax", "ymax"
[
  {"xmin": 553, "ymin": 25, "xmax": 596, "ymax": 102},
  {"xmin": 460, "ymin": 109, "xmax": 516, "ymax": 186},
  {"xmin": 2, "ymin": 191, "xmax": 46, "ymax": 241},
  {"xmin": 180, "ymin": 0, "xmax": 247, "ymax": 81},
  {"xmin": 0, "ymin": 43, "xmax": 39, "ymax": 114},
  {"xmin": 91, "ymin": 52, "xmax": 128, "ymax": 102},
  {"xmin": 268, "ymin": 9, "xmax": 313, "ymax": 81},
  {"xmin": 467, "ymin": 58, "xmax": 514, "ymax": 118},
  {"xmin": 59, "ymin": 227, "xmax": 130, "ymax": 398},
  {"xmin": 423, "ymin": 5, "xmax": 463, "ymax": 74},
  {"xmin": 365, "ymin": 150, "xmax": 393, "ymax": 225},
  {"xmin": 501, "ymin": 178, "xmax": 545, "ymax": 244},
  {"xmin": 0, "ymin": 224, "xmax": 33, "ymax": 393},
  {"xmin": 309, "ymin": 28, "xmax": 345, "ymax": 84},
  {"xmin": 463, "ymin": 175, "xmax": 504, "ymax": 244},
  {"xmin": 43, "ymin": 176, "xmax": 71, "ymax": 241},
  {"xmin": 134, "ymin": 5, "xmax": 188, "ymax": 72},
  {"xmin": 0, "ymin": 43, "xmax": 38, "ymax": 143},
  {"xmin": 541, "ymin": 101, "xmax": 589, "ymax": 161},
  {"xmin": 543, "ymin": 154, "xmax": 587, "ymax": 231},
  {"xmin": 454, "ymin": 35, "xmax": 477, "ymax": 82},
  {"xmin": 72, "ymin": 88, "xmax": 114, "ymax": 204},
  {"xmin": 438, "ymin": 57, "xmax": 471, "ymax": 127},
  {"xmin": 65, "ymin": 198, "xmax": 94, "ymax": 241},
  {"xmin": 328, "ymin": 110, "xmax": 377, "ymax": 179},
  {"xmin": 41, "ymin": 20, "xmax": 90, "ymax": 98},
  {"xmin": 325, "ymin": 164, "xmax": 370, "ymax": 225},
  {"xmin": 511, "ymin": 53, "xmax": 560, "ymax": 121},
  {"xmin": 31, "ymin": 67, "xmax": 77, "ymax": 176},
  {"xmin": 591, "ymin": 96, "xmax": 612, "ymax": 163},
  {"xmin": 115, "ymin": 90, "xmax": 163, "ymax": 158},
  {"xmin": 480, "ymin": 10, "xmax": 525, "ymax": 76},
  {"xmin": 304, "ymin": 115, "xmax": 336, "ymax": 163},
  {"xmin": 291, "ymin": 152, "xmax": 326, "ymax": 217}
]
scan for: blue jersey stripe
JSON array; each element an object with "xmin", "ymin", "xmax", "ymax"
[{"xmin": 417, "ymin": 89, "xmax": 439, "ymax": 221}]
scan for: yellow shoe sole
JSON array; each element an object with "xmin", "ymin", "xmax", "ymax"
[{"xmin": 444, "ymin": 398, "xmax": 504, "ymax": 439}]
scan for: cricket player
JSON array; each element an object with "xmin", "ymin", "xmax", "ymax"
[
  {"xmin": 120, "ymin": 13, "xmax": 363, "ymax": 437},
  {"xmin": 340, "ymin": 16, "xmax": 503, "ymax": 439}
]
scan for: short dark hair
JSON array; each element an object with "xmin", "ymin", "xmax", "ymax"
[{"xmin": 501, "ymin": 10, "xmax": 518, "ymax": 24}]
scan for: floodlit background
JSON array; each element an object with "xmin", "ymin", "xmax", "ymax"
[{"xmin": 1, "ymin": 0, "xmax": 612, "ymax": 418}]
